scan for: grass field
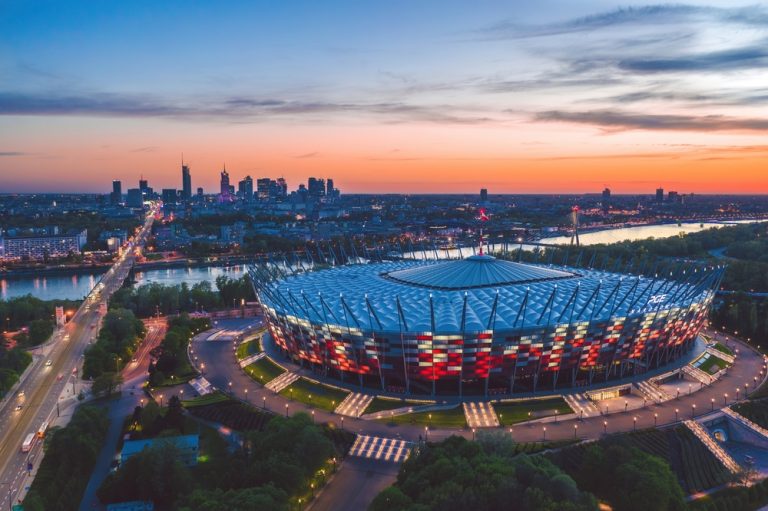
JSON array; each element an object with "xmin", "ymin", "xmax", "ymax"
[
  {"xmin": 245, "ymin": 357, "xmax": 286, "ymax": 384},
  {"xmin": 279, "ymin": 377, "xmax": 350, "ymax": 412},
  {"xmin": 181, "ymin": 391, "xmax": 230, "ymax": 408},
  {"xmin": 364, "ymin": 397, "xmax": 433, "ymax": 415},
  {"xmin": 712, "ymin": 342, "xmax": 734, "ymax": 356},
  {"xmin": 235, "ymin": 338, "xmax": 261, "ymax": 360},
  {"xmin": 493, "ymin": 397, "xmax": 573, "ymax": 426},
  {"xmin": 377, "ymin": 405, "xmax": 467, "ymax": 428},
  {"xmin": 696, "ymin": 353, "xmax": 730, "ymax": 374}
]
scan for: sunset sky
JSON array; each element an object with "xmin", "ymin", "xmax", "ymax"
[{"xmin": 2, "ymin": 1, "xmax": 768, "ymax": 194}]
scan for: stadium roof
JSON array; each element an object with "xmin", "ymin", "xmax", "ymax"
[
  {"xmin": 382, "ymin": 254, "xmax": 576, "ymax": 290},
  {"xmin": 251, "ymin": 256, "xmax": 719, "ymax": 333}
]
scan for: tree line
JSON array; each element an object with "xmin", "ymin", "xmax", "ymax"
[
  {"xmin": 0, "ymin": 294, "xmax": 80, "ymax": 347},
  {"xmin": 110, "ymin": 276, "xmax": 252, "ymax": 318},
  {"xmin": 149, "ymin": 314, "xmax": 210, "ymax": 386},
  {"xmin": 83, "ymin": 308, "xmax": 145, "ymax": 379}
]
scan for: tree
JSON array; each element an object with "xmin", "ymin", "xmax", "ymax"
[
  {"xmin": 27, "ymin": 319, "xmax": 54, "ymax": 345},
  {"xmin": 91, "ymin": 372, "xmax": 123, "ymax": 397}
]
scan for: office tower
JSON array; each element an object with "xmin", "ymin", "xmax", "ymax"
[
  {"xmin": 197, "ymin": 187, "xmax": 204, "ymax": 198},
  {"xmin": 656, "ymin": 187, "xmax": 664, "ymax": 203},
  {"xmin": 238, "ymin": 175, "xmax": 254, "ymax": 201},
  {"xmin": 326, "ymin": 178, "xmax": 335, "ymax": 197},
  {"xmin": 602, "ymin": 187, "xmax": 611, "ymax": 212},
  {"xmin": 181, "ymin": 159, "xmax": 192, "ymax": 200},
  {"xmin": 139, "ymin": 178, "xmax": 148, "ymax": 191},
  {"xmin": 480, "ymin": 188, "xmax": 488, "ymax": 202},
  {"xmin": 256, "ymin": 178, "xmax": 272, "ymax": 200},
  {"xmin": 126, "ymin": 188, "xmax": 143, "ymax": 208},
  {"xmin": 308, "ymin": 177, "xmax": 325, "ymax": 197},
  {"xmin": 111, "ymin": 180, "xmax": 122, "ymax": 204},
  {"xmin": 220, "ymin": 166, "xmax": 231, "ymax": 202},
  {"xmin": 162, "ymin": 188, "xmax": 178, "ymax": 205},
  {"xmin": 668, "ymin": 191, "xmax": 679, "ymax": 202},
  {"xmin": 276, "ymin": 177, "xmax": 288, "ymax": 198}
]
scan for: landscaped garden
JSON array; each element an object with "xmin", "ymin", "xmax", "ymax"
[
  {"xmin": 493, "ymin": 396, "xmax": 573, "ymax": 425},
  {"xmin": 363, "ymin": 396, "xmax": 433, "ymax": 416},
  {"xmin": 377, "ymin": 404, "xmax": 467, "ymax": 428},
  {"xmin": 279, "ymin": 377, "xmax": 350, "ymax": 412},
  {"xmin": 244, "ymin": 356, "xmax": 286, "ymax": 384}
]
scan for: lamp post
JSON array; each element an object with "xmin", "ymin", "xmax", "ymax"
[
  {"xmin": 472, "ymin": 428, "xmax": 476, "ymax": 441},
  {"xmin": 159, "ymin": 394, "xmax": 164, "ymax": 407},
  {"xmin": 675, "ymin": 408, "xmax": 679, "ymax": 421},
  {"xmin": 285, "ymin": 403, "xmax": 289, "ymax": 417},
  {"xmin": 603, "ymin": 420, "xmax": 607, "ymax": 434},
  {"xmin": 633, "ymin": 416, "xmax": 637, "ymax": 431},
  {"xmin": 574, "ymin": 424, "xmax": 578, "ymax": 439},
  {"xmin": 691, "ymin": 404, "xmax": 696, "ymax": 419},
  {"xmin": 711, "ymin": 397, "xmax": 715, "ymax": 411},
  {"xmin": 263, "ymin": 396, "xmax": 267, "ymax": 409},
  {"xmin": 425, "ymin": 426, "xmax": 429, "ymax": 442},
  {"xmin": 244, "ymin": 388, "xmax": 248, "ymax": 402},
  {"xmin": 624, "ymin": 400, "xmax": 628, "ymax": 413},
  {"xmin": 312, "ymin": 410, "xmax": 315, "ymax": 423},
  {"xmin": 654, "ymin": 413, "xmax": 658, "ymax": 426},
  {"xmin": 341, "ymin": 416, "xmax": 344, "ymax": 430},
  {"xmin": 724, "ymin": 393, "xmax": 728, "ymax": 406}
]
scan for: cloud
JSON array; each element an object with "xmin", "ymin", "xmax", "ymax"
[
  {"xmin": 295, "ymin": 152, "xmax": 319, "ymax": 159},
  {"xmin": 0, "ymin": 151, "xmax": 26, "ymax": 156},
  {"xmin": 130, "ymin": 146, "xmax": 158, "ymax": 153},
  {"xmin": 0, "ymin": 91, "xmax": 500, "ymax": 125},
  {"xmin": 535, "ymin": 110, "xmax": 768, "ymax": 132},
  {"xmin": 476, "ymin": 4, "xmax": 768, "ymax": 40},
  {"xmin": 619, "ymin": 45, "xmax": 768, "ymax": 73}
]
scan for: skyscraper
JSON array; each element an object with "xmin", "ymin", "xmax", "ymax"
[
  {"xmin": 181, "ymin": 159, "xmax": 192, "ymax": 201},
  {"xmin": 238, "ymin": 175, "xmax": 254, "ymax": 201},
  {"xmin": 162, "ymin": 188, "xmax": 178, "ymax": 205},
  {"xmin": 326, "ymin": 178, "xmax": 334, "ymax": 197},
  {"xmin": 220, "ymin": 166, "xmax": 231, "ymax": 202},
  {"xmin": 480, "ymin": 188, "xmax": 488, "ymax": 202},
  {"xmin": 602, "ymin": 187, "xmax": 611, "ymax": 212},
  {"xmin": 308, "ymin": 177, "xmax": 325, "ymax": 197},
  {"xmin": 111, "ymin": 180, "xmax": 122, "ymax": 204},
  {"xmin": 257, "ymin": 178, "xmax": 273, "ymax": 200},
  {"xmin": 276, "ymin": 177, "xmax": 288, "ymax": 198},
  {"xmin": 656, "ymin": 187, "xmax": 664, "ymax": 203}
]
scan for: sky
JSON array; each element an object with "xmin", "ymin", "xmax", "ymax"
[{"xmin": 1, "ymin": 0, "xmax": 768, "ymax": 194}]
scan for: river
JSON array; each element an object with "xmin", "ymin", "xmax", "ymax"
[
  {"xmin": 0, "ymin": 265, "xmax": 247, "ymax": 301},
  {"xmin": 1, "ymin": 220, "xmax": 764, "ymax": 301}
]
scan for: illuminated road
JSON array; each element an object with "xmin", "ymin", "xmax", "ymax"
[{"xmin": 0, "ymin": 205, "xmax": 157, "ymax": 510}]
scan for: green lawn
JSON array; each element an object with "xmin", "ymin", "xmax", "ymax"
[
  {"xmin": 279, "ymin": 378, "xmax": 350, "ymax": 412},
  {"xmin": 712, "ymin": 342, "xmax": 734, "ymax": 357},
  {"xmin": 182, "ymin": 391, "xmax": 230, "ymax": 408},
  {"xmin": 695, "ymin": 353, "xmax": 730, "ymax": 375},
  {"xmin": 245, "ymin": 357, "xmax": 286, "ymax": 384},
  {"xmin": 493, "ymin": 397, "xmax": 573, "ymax": 426},
  {"xmin": 377, "ymin": 405, "xmax": 467, "ymax": 428},
  {"xmin": 364, "ymin": 397, "xmax": 432, "ymax": 415},
  {"xmin": 235, "ymin": 338, "xmax": 261, "ymax": 360}
]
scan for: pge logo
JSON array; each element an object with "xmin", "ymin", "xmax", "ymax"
[{"xmin": 648, "ymin": 294, "xmax": 668, "ymax": 305}]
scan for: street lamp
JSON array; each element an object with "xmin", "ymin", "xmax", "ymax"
[
  {"xmin": 263, "ymin": 396, "xmax": 267, "ymax": 409},
  {"xmin": 159, "ymin": 394, "xmax": 164, "ymax": 407},
  {"xmin": 633, "ymin": 416, "xmax": 637, "ymax": 431},
  {"xmin": 711, "ymin": 398, "xmax": 715, "ymax": 411},
  {"xmin": 624, "ymin": 400, "xmax": 628, "ymax": 413},
  {"xmin": 603, "ymin": 420, "xmax": 607, "ymax": 434},
  {"xmin": 691, "ymin": 404, "xmax": 697, "ymax": 418},
  {"xmin": 244, "ymin": 389, "xmax": 248, "ymax": 402},
  {"xmin": 311, "ymin": 410, "xmax": 315, "ymax": 423},
  {"xmin": 542, "ymin": 426, "xmax": 547, "ymax": 441},
  {"xmin": 574, "ymin": 424, "xmax": 578, "ymax": 439},
  {"xmin": 675, "ymin": 408, "xmax": 679, "ymax": 421},
  {"xmin": 472, "ymin": 428, "xmax": 476, "ymax": 441},
  {"xmin": 341, "ymin": 416, "xmax": 344, "ymax": 430},
  {"xmin": 424, "ymin": 426, "xmax": 429, "ymax": 441},
  {"xmin": 654, "ymin": 413, "xmax": 658, "ymax": 426},
  {"xmin": 285, "ymin": 403, "xmax": 289, "ymax": 417}
]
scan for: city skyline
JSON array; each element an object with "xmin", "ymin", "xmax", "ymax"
[{"xmin": 2, "ymin": 1, "xmax": 768, "ymax": 193}]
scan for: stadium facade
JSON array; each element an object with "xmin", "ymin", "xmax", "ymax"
[{"xmin": 249, "ymin": 248, "xmax": 723, "ymax": 396}]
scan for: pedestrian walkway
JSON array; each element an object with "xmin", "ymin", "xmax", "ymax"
[
  {"xmin": 563, "ymin": 393, "xmax": 600, "ymax": 418},
  {"xmin": 685, "ymin": 420, "xmax": 741, "ymax": 474},
  {"xmin": 265, "ymin": 371, "xmax": 299, "ymax": 393},
  {"xmin": 335, "ymin": 393, "xmax": 374, "ymax": 418},
  {"xmin": 348, "ymin": 435, "xmax": 412, "ymax": 463},
  {"xmin": 239, "ymin": 352, "xmax": 265, "ymax": 368},
  {"xmin": 463, "ymin": 401, "xmax": 499, "ymax": 428},
  {"xmin": 635, "ymin": 380, "xmax": 670, "ymax": 403}
]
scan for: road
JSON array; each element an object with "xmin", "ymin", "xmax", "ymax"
[{"xmin": 0, "ymin": 205, "xmax": 157, "ymax": 510}]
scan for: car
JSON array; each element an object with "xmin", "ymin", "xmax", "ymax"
[
  {"xmin": 45, "ymin": 360, "xmax": 52, "ymax": 367},
  {"xmin": 17, "ymin": 390, "xmax": 25, "ymax": 398},
  {"xmin": 57, "ymin": 374, "xmax": 63, "ymax": 381},
  {"xmin": 63, "ymin": 334, "xmax": 70, "ymax": 341},
  {"xmin": 15, "ymin": 404, "xmax": 22, "ymax": 411}
]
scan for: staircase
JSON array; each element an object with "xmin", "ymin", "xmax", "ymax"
[
  {"xmin": 634, "ymin": 380, "xmax": 670, "ymax": 404},
  {"xmin": 335, "ymin": 393, "xmax": 374, "ymax": 417},
  {"xmin": 265, "ymin": 371, "xmax": 300, "ymax": 393},
  {"xmin": 463, "ymin": 402, "xmax": 499, "ymax": 428},
  {"xmin": 563, "ymin": 393, "xmax": 600, "ymax": 418}
]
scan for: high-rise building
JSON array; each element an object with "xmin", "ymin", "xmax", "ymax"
[
  {"xmin": 220, "ymin": 167, "xmax": 231, "ymax": 202},
  {"xmin": 126, "ymin": 188, "xmax": 143, "ymax": 208},
  {"xmin": 162, "ymin": 188, "xmax": 178, "ymax": 205},
  {"xmin": 256, "ymin": 178, "xmax": 272, "ymax": 200},
  {"xmin": 181, "ymin": 160, "xmax": 192, "ymax": 201},
  {"xmin": 238, "ymin": 175, "xmax": 254, "ymax": 201},
  {"xmin": 197, "ymin": 187, "xmax": 204, "ymax": 198},
  {"xmin": 308, "ymin": 177, "xmax": 325, "ymax": 197},
  {"xmin": 139, "ymin": 177, "xmax": 153, "ymax": 199},
  {"xmin": 480, "ymin": 188, "xmax": 488, "ymax": 202},
  {"xmin": 656, "ymin": 187, "xmax": 664, "ymax": 203},
  {"xmin": 602, "ymin": 187, "xmax": 611, "ymax": 212},
  {"xmin": 668, "ymin": 191, "xmax": 679, "ymax": 202},
  {"xmin": 326, "ymin": 179, "xmax": 335, "ymax": 196},
  {"xmin": 110, "ymin": 180, "xmax": 122, "ymax": 204},
  {"xmin": 276, "ymin": 178, "xmax": 288, "ymax": 198}
]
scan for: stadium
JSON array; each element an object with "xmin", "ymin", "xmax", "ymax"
[{"xmin": 248, "ymin": 245, "xmax": 724, "ymax": 396}]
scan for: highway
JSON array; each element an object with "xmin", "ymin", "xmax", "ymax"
[{"xmin": 0, "ymin": 205, "xmax": 157, "ymax": 510}]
